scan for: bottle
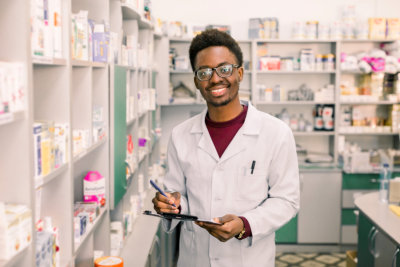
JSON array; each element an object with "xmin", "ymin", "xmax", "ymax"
[{"xmin": 379, "ymin": 163, "xmax": 391, "ymax": 203}]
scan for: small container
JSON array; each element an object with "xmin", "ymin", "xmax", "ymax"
[
  {"xmin": 323, "ymin": 54, "xmax": 335, "ymax": 71},
  {"xmin": 315, "ymin": 54, "xmax": 324, "ymax": 71}
]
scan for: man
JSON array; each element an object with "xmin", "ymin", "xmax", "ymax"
[{"xmin": 152, "ymin": 29, "xmax": 300, "ymax": 267}]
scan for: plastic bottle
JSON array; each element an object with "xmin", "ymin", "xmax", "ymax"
[{"xmin": 379, "ymin": 163, "xmax": 391, "ymax": 203}]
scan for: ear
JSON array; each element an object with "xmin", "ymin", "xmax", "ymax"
[{"xmin": 238, "ymin": 66, "xmax": 244, "ymax": 83}]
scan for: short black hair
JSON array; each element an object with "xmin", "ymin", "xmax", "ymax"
[{"xmin": 189, "ymin": 29, "xmax": 243, "ymax": 71}]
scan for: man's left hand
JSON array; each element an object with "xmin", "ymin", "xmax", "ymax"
[{"xmin": 195, "ymin": 214, "xmax": 244, "ymax": 242}]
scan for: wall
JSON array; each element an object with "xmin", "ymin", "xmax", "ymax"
[{"xmin": 152, "ymin": 0, "xmax": 400, "ymax": 39}]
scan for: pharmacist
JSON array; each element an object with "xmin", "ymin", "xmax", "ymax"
[{"xmin": 152, "ymin": 29, "xmax": 300, "ymax": 267}]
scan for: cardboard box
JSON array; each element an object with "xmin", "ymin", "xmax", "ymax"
[{"xmin": 346, "ymin": 250, "xmax": 357, "ymax": 267}]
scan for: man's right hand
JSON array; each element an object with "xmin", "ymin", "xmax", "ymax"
[{"xmin": 152, "ymin": 191, "xmax": 181, "ymax": 214}]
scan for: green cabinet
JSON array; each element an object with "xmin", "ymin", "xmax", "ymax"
[
  {"xmin": 276, "ymin": 216, "xmax": 298, "ymax": 243},
  {"xmin": 358, "ymin": 212, "xmax": 400, "ymax": 267}
]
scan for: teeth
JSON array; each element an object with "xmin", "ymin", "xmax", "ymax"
[{"xmin": 211, "ymin": 88, "xmax": 225, "ymax": 93}]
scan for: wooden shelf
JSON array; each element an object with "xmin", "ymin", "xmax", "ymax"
[{"xmin": 34, "ymin": 163, "xmax": 68, "ymax": 189}]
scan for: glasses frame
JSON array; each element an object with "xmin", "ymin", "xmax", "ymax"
[{"xmin": 194, "ymin": 64, "xmax": 240, "ymax": 81}]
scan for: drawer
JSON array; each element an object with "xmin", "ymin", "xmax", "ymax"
[{"xmin": 342, "ymin": 173, "xmax": 380, "ymax": 190}]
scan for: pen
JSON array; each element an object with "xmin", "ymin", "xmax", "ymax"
[
  {"xmin": 150, "ymin": 179, "xmax": 177, "ymax": 208},
  {"xmin": 251, "ymin": 160, "xmax": 256, "ymax": 174}
]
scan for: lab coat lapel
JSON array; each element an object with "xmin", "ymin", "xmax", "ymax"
[
  {"xmin": 220, "ymin": 101, "xmax": 261, "ymax": 163},
  {"xmin": 190, "ymin": 108, "xmax": 219, "ymax": 162}
]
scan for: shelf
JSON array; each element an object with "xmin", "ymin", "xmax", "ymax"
[
  {"xmin": 139, "ymin": 110, "xmax": 147, "ymax": 119},
  {"xmin": 34, "ymin": 163, "xmax": 68, "ymax": 189},
  {"xmin": 127, "ymin": 117, "xmax": 137, "ymax": 126},
  {"xmin": 71, "ymin": 60, "xmax": 107, "ymax": 68},
  {"xmin": 341, "ymin": 39, "xmax": 398, "ymax": 43},
  {"xmin": 73, "ymin": 138, "xmax": 107, "ymax": 163},
  {"xmin": 169, "ymin": 38, "xmax": 192, "ymax": 43},
  {"xmin": 339, "ymin": 132, "xmax": 398, "ymax": 136},
  {"xmin": 121, "ymin": 3, "xmax": 141, "ymax": 20},
  {"xmin": 340, "ymin": 101, "xmax": 398, "ymax": 105},
  {"xmin": 139, "ymin": 18, "xmax": 153, "ymax": 29},
  {"xmin": 33, "ymin": 57, "xmax": 67, "ymax": 66},
  {"xmin": 341, "ymin": 70, "xmax": 395, "ymax": 75},
  {"xmin": 0, "ymin": 111, "xmax": 25, "ymax": 126},
  {"xmin": 170, "ymin": 70, "xmax": 192, "ymax": 74},
  {"xmin": 256, "ymin": 101, "xmax": 335, "ymax": 105},
  {"xmin": 0, "ymin": 244, "xmax": 30, "ymax": 267},
  {"xmin": 138, "ymin": 152, "xmax": 147, "ymax": 165},
  {"xmin": 160, "ymin": 102, "xmax": 206, "ymax": 107},
  {"xmin": 255, "ymin": 39, "xmax": 337, "ymax": 43},
  {"xmin": 256, "ymin": 70, "xmax": 336, "ymax": 74},
  {"xmin": 74, "ymin": 207, "xmax": 107, "ymax": 255},
  {"xmin": 293, "ymin": 131, "xmax": 335, "ymax": 136},
  {"xmin": 154, "ymin": 32, "xmax": 163, "ymax": 39}
]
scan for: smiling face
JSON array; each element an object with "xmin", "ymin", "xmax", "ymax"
[{"xmin": 194, "ymin": 46, "xmax": 243, "ymax": 108}]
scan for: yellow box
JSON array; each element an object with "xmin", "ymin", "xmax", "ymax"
[{"xmin": 346, "ymin": 250, "xmax": 357, "ymax": 267}]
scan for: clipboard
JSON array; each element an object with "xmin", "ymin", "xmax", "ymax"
[{"xmin": 143, "ymin": 210, "xmax": 222, "ymax": 225}]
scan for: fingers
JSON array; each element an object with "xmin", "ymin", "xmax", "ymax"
[
  {"xmin": 152, "ymin": 192, "xmax": 179, "ymax": 214},
  {"xmin": 195, "ymin": 214, "xmax": 242, "ymax": 242}
]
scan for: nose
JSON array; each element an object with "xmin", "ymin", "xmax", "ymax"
[{"xmin": 209, "ymin": 69, "xmax": 223, "ymax": 84}]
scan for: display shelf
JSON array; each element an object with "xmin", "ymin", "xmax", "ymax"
[
  {"xmin": 169, "ymin": 38, "xmax": 192, "ymax": 43},
  {"xmin": 139, "ymin": 151, "xmax": 148, "ymax": 165},
  {"xmin": 74, "ymin": 207, "xmax": 108, "ymax": 255},
  {"xmin": 32, "ymin": 57, "xmax": 67, "ymax": 66},
  {"xmin": 340, "ymin": 100, "xmax": 398, "ymax": 105},
  {"xmin": 139, "ymin": 110, "xmax": 148, "ymax": 119},
  {"xmin": 71, "ymin": 59, "xmax": 107, "ymax": 68},
  {"xmin": 256, "ymin": 101, "xmax": 335, "ymax": 105},
  {"xmin": 160, "ymin": 102, "xmax": 206, "ymax": 106},
  {"xmin": 0, "ymin": 111, "xmax": 25, "ymax": 126},
  {"xmin": 255, "ymin": 39, "xmax": 337, "ymax": 43},
  {"xmin": 34, "ymin": 163, "xmax": 68, "ymax": 189},
  {"xmin": 127, "ymin": 117, "xmax": 137, "ymax": 126},
  {"xmin": 0, "ymin": 245, "xmax": 30, "ymax": 267},
  {"xmin": 139, "ymin": 18, "xmax": 153, "ymax": 29},
  {"xmin": 73, "ymin": 138, "xmax": 107, "ymax": 163},
  {"xmin": 256, "ymin": 70, "xmax": 336, "ymax": 74},
  {"xmin": 339, "ymin": 132, "xmax": 398, "ymax": 136},
  {"xmin": 293, "ymin": 131, "xmax": 335, "ymax": 136},
  {"xmin": 121, "ymin": 3, "xmax": 141, "ymax": 20},
  {"xmin": 341, "ymin": 39, "xmax": 398, "ymax": 43},
  {"xmin": 170, "ymin": 70, "xmax": 192, "ymax": 74}
]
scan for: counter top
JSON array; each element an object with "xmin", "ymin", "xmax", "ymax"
[{"xmin": 355, "ymin": 192, "xmax": 400, "ymax": 245}]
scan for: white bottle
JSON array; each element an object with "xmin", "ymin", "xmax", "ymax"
[{"xmin": 379, "ymin": 163, "xmax": 391, "ymax": 203}]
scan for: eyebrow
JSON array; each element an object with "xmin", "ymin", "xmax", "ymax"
[{"xmin": 196, "ymin": 62, "xmax": 232, "ymax": 70}]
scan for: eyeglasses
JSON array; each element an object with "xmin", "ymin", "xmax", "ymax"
[{"xmin": 195, "ymin": 64, "xmax": 240, "ymax": 81}]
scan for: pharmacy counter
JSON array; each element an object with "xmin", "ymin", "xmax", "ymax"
[{"xmin": 355, "ymin": 192, "xmax": 400, "ymax": 267}]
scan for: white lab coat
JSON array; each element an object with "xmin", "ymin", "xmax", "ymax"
[{"xmin": 162, "ymin": 101, "xmax": 300, "ymax": 267}]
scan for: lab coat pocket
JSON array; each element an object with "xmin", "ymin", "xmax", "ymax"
[{"xmin": 236, "ymin": 168, "xmax": 268, "ymax": 204}]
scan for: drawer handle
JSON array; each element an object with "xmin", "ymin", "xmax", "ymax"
[
  {"xmin": 392, "ymin": 247, "xmax": 400, "ymax": 267},
  {"xmin": 370, "ymin": 179, "xmax": 379, "ymax": 183},
  {"xmin": 368, "ymin": 227, "xmax": 380, "ymax": 258}
]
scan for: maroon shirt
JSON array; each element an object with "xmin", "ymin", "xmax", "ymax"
[{"xmin": 205, "ymin": 105, "xmax": 252, "ymax": 239}]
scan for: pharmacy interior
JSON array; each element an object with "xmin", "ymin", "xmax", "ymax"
[{"xmin": 1, "ymin": 0, "xmax": 400, "ymax": 266}]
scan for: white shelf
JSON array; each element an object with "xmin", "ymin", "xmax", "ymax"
[
  {"xmin": 160, "ymin": 102, "xmax": 206, "ymax": 107},
  {"xmin": 255, "ymin": 39, "xmax": 337, "ymax": 43},
  {"xmin": 139, "ymin": 110, "xmax": 147, "ymax": 119},
  {"xmin": 71, "ymin": 59, "xmax": 107, "ymax": 68},
  {"xmin": 0, "ymin": 245, "xmax": 30, "ymax": 267},
  {"xmin": 341, "ymin": 39, "xmax": 398, "ymax": 43},
  {"xmin": 339, "ymin": 132, "xmax": 398, "ymax": 136},
  {"xmin": 121, "ymin": 3, "xmax": 141, "ymax": 20},
  {"xmin": 74, "ymin": 207, "xmax": 107, "ymax": 255},
  {"xmin": 0, "ymin": 111, "xmax": 25, "ymax": 126},
  {"xmin": 340, "ymin": 101, "xmax": 398, "ymax": 105},
  {"xmin": 127, "ymin": 117, "xmax": 137, "ymax": 126},
  {"xmin": 139, "ymin": 152, "xmax": 147, "ymax": 165},
  {"xmin": 33, "ymin": 57, "xmax": 67, "ymax": 66},
  {"xmin": 73, "ymin": 138, "xmax": 107, "ymax": 163},
  {"xmin": 293, "ymin": 131, "xmax": 335, "ymax": 136},
  {"xmin": 34, "ymin": 163, "xmax": 68, "ymax": 189},
  {"xmin": 256, "ymin": 70, "xmax": 336, "ymax": 74},
  {"xmin": 170, "ymin": 70, "xmax": 192, "ymax": 74},
  {"xmin": 139, "ymin": 18, "xmax": 153, "ymax": 29},
  {"xmin": 256, "ymin": 101, "xmax": 335, "ymax": 105}
]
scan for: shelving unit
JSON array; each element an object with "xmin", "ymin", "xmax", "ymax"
[{"xmin": 0, "ymin": 1, "xmax": 162, "ymax": 266}]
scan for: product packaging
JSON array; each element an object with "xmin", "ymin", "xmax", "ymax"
[{"xmin": 83, "ymin": 171, "xmax": 106, "ymax": 206}]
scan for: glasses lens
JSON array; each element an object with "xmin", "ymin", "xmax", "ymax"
[
  {"xmin": 197, "ymin": 69, "xmax": 212, "ymax": 81},
  {"xmin": 216, "ymin": 64, "xmax": 233, "ymax": 77}
]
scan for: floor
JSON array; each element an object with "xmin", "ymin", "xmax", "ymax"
[{"xmin": 275, "ymin": 252, "xmax": 347, "ymax": 267}]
